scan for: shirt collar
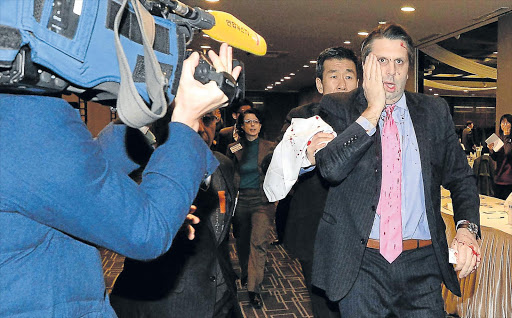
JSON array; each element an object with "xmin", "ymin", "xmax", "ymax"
[{"xmin": 380, "ymin": 93, "xmax": 407, "ymax": 123}]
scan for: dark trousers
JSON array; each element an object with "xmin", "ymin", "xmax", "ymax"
[
  {"xmin": 338, "ymin": 245, "xmax": 444, "ymax": 318},
  {"xmin": 274, "ymin": 194, "xmax": 292, "ymax": 242},
  {"xmin": 299, "ymin": 259, "xmax": 340, "ymax": 318}
]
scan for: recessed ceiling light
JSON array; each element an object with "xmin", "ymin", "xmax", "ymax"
[
  {"xmin": 344, "ymin": 40, "xmax": 351, "ymax": 44},
  {"xmin": 284, "ymin": 76, "xmax": 291, "ymax": 80},
  {"xmin": 401, "ymin": 6, "xmax": 415, "ymax": 12},
  {"xmin": 275, "ymin": 82, "xmax": 281, "ymax": 85},
  {"xmin": 267, "ymin": 86, "xmax": 273, "ymax": 89},
  {"xmin": 280, "ymin": 79, "xmax": 285, "ymax": 82},
  {"xmin": 358, "ymin": 31, "xmax": 369, "ymax": 36},
  {"xmin": 303, "ymin": 65, "xmax": 310, "ymax": 68},
  {"xmin": 379, "ymin": 21, "xmax": 387, "ymax": 24},
  {"xmin": 310, "ymin": 60, "xmax": 317, "ymax": 64},
  {"xmin": 494, "ymin": 51, "xmax": 498, "ymax": 54},
  {"xmin": 290, "ymin": 73, "xmax": 295, "ymax": 76}
]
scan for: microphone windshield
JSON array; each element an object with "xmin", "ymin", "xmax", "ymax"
[{"xmin": 203, "ymin": 11, "xmax": 267, "ymax": 56}]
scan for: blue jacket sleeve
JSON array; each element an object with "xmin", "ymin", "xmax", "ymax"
[{"xmin": 1, "ymin": 95, "xmax": 218, "ymax": 260}]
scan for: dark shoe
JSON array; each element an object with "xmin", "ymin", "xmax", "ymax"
[
  {"xmin": 248, "ymin": 292, "xmax": 262, "ymax": 309},
  {"xmin": 271, "ymin": 239, "xmax": 282, "ymax": 246},
  {"xmin": 240, "ymin": 276, "xmax": 247, "ymax": 287}
]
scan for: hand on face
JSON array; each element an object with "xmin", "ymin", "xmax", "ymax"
[{"xmin": 361, "ymin": 53, "xmax": 386, "ymax": 126}]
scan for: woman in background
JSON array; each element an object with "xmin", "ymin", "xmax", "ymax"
[
  {"xmin": 489, "ymin": 114, "xmax": 512, "ymax": 199},
  {"xmin": 226, "ymin": 108, "xmax": 275, "ymax": 309}
]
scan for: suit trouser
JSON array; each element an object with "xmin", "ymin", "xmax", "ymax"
[
  {"xmin": 233, "ymin": 188, "xmax": 276, "ymax": 293},
  {"xmin": 338, "ymin": 245, "xmax": 444, "ymax": 318},
  {"xmin": 299, "ymin": 259, "xmax": 340, "ymax": 318}
]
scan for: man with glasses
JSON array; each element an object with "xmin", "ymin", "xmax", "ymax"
[{"xmin": 217, "ymin": 99, "xmax": 253, "ymax": 155}]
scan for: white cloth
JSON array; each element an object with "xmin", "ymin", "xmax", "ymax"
[{"xmin": 263, "ymin": 116, "xmax": 336, "ymax": 202}]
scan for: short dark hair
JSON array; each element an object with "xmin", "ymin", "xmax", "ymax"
[
  {"xmin": 361, "ymin": 23, "xmax": 414, "ymax": 66},
  {"xmin": 232, "ymin": 98, "xmax": 253, "ymax": 114},
  {"xmin": 235, "ymin": 108, "xmax": 263, "ymax": 140},
  {"xmin": 466, "ymin": 121, "xmax": 473, "ymax": 127},
  {"xmin": 316, "ymin": 47, "xmax": 359, "ymax": 80}
]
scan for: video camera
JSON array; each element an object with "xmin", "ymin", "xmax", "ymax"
[{"xmin": 0, "ymin": 0, "xmax": 265, "ymax": 127}]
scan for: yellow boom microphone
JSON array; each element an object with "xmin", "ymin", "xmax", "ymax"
[
  {"xmin": 203, "ymin": 11, "xmax": 267, "ymax": 56},
  {"xmin": 161, "ymin": 0, "xmax": 266, "ymax": 56}
]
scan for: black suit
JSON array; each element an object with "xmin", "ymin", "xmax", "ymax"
[
  {"xmin": 313, "ymin": 88, "xmax": 480, "ymax": 303},
  {"xmin": 110, "ymin": 152, "xmax": 242, "ymax": 318},
  {"xmin": 276, "ymin": 103, "xmax": 339, "ymax": 317}
]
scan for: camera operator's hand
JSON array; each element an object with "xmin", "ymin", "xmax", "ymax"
[{"xmin": 172, "ymin": 43, "xmax": 242, "ymax": 131}]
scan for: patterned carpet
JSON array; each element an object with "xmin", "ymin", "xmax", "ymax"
[{"xmin": 101, "ymin": 230, "xmax": 314, "ymax": 318}]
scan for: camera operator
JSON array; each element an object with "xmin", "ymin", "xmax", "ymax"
[{"xmin": 0, "ymin": 43, "xmax": 241, "ymax": 317}]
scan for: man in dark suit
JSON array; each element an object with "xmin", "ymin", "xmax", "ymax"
[
  {"xmin": 462, "ymin": 120, "xmax": 476, "ymax": 154},
  {"xmin": 311, "ymin": 24, "xmax": 481, "ymax": 317},
  {"xmin": 275, "ymin": 47, "xmax": 359, "ymax": 318},
  {"xmin": 110, "ymin": 111, "xmax": 242, "ymax": 318}
]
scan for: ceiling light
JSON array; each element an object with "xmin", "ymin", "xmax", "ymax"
[
  {"xmin": 280, "ymin": 79, "xmax": 284, "ymax": 82},
  {"xmin": 494, "ymin": 51, "xmax": 498, "ymax": 54},
  {"xmin": 429, "ymin": 88, "xmax": 433, "ymax": 91},
  {"xmin": 379, "ymin": 21, "xmax": 387, "ymax": 24},
  {"xmin": 205, "ymin": 0, "xmax": 219, "ymax": 2},
  {"xmin": 358, "ymin": 31, "xmax": 369, "ymax": 36},
  {"xmin": 284, "ymin": 76, "xmax": 291, "ymax": 80},
  {"xmin": 344, "ymin": 40, "xmax": 351, "ymax": 44},
  {"xmin": 303, "ymin": 65, "xmax": 310, "ymax": 68},
  {"xmin": 290, "ymin": 73, "xmax": 295, "ymax": 76},
  {"xmin": 275, "ymin": 82, "xmax": 281, "ymax": 85},
  {"xmin": 434, "ymin": 93, "xmax": 439, "ymax": 96},
  {"xmin": 310, "ymin": 60, "xmax": 317, "ymax": 64},
  {"xmin": 266, "ymin": 86, "xmax": 273, "ymax": 89},
  {"xmin": 401, "ymin": 6, "xmax": 415, "ymax": 12}
]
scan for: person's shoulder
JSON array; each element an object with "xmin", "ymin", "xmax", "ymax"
[
  {"xmin": 406, "ymin": 91, "xmax": 446, "ymax": 106},
  {"xmin": 213, "ymin": 151, "xmax": 233, "ymax": 165},
  {"xmin": 318, "ymin": 88, "xmax": 364, "ymax": 118},
  {"xmin": 219, "ymin": 126, "xmax": 234, "ymax": 136},
  {"xmin": 288, "ymin": 102, "xmax": 320, "ymax": 118},
  {"xmin": 259, "ymin": 138, "xmax": 276, "ymax": 148}
]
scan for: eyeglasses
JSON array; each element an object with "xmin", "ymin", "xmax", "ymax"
[
  {"xmin": 201, "ymin": 115, "xmax": 219, "ymax": 126},
  {"xmin": 244, "ymin": 119, "xmax": 260, "ymax": 125}
]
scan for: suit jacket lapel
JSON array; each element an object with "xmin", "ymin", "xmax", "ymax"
[{"xmin": 406, "ymin": 93, "xmax": 433, "ymax": 213}]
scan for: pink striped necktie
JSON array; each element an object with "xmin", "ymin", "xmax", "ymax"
[{"xmin": 377, "ymin": 104, "xmax": 402, "ymax": 263}]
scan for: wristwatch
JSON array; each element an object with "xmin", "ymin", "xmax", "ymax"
[{"xmin": 456, "ymin": 220, "xmax": 479, "ymax": 237}]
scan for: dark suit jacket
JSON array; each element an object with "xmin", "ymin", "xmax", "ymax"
[
  {"xmin": 275, "ymin": 103, "xmax": 330, "ymax": 262},
  {"xmin": 227, "ymin": 138, "xmax": 275, "ymax": 202},
  {"xmin": 312, "ymin": 87, "xmax": 480, "ymax": 301},
  {"xmin": 216, "ymin": 126, "xmax": 236, "ymax": 155},
  {"xmin": 111, "ymin": 152, "xmax": 241, "ymax": 318}
]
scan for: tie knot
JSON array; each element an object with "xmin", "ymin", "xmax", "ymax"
[{"xmin": 385, "ymin": 104, "xmax": 396, "ymax": 118}]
